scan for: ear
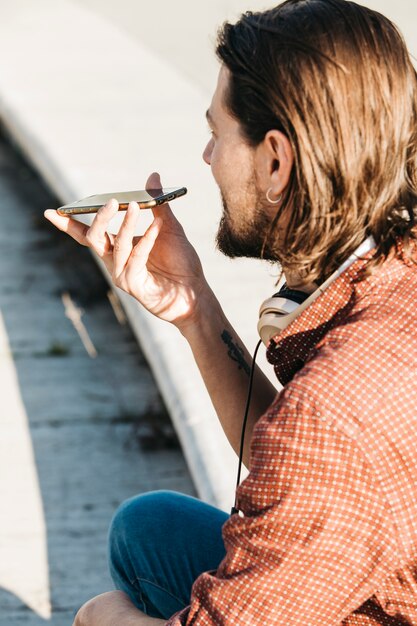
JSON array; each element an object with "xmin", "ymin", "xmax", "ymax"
[{"xmin": 255, "ymin": 130, "xmax": 294, "ymax": 198}]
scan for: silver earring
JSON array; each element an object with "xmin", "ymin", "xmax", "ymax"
[{"xmin": 266, "ymin": 188, "xmax": 282, "ymax": 204}]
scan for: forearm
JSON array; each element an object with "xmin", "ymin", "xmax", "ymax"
[{"xmin": 178, "ymin": 290, "xmax": 276, "ymax": 467}]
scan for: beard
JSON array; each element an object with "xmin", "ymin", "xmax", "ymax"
[{"xmin": 216, "ymin": 188, "xmax": 278, "ymax": 261}]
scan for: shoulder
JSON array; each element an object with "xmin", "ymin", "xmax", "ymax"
[{"xmin": 290, "ymin": 269, "xmax": 417, "ymax": 437}]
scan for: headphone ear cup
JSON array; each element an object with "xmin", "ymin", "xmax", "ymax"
[
  {"xmin": 257, "ymin": 236, "xmax": 376, "ymax": 346},
  {"xmin": 257, "ymin": 297, "xmax": 300, "ymax": 345}
]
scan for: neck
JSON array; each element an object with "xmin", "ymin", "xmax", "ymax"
[{"xmin": 284, "ymin": 271, "xmax": 318, "ymax": 295}]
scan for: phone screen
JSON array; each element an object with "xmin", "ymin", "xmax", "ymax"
[{"xmin": 57, "ymin": 187, "xmax": 187, "ymax": 215}]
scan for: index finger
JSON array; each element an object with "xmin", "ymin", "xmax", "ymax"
[
  {"xmin": 44, "ymin": 209, "xmax": 89, "ymax": 245},
  {"xmin": 87, "ymin": 198, "xmax": 119, "ymax": 243}
]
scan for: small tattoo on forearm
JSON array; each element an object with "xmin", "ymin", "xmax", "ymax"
[{"xmin": 221, "ymin": 330, "xmax": 251, "ymax": 376}]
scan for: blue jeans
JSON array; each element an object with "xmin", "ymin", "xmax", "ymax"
[{"xmin": 108, "ymin": 490, "xmax": 228, "ymax": 619}]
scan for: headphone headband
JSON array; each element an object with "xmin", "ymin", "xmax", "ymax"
[{"xmin": 257, "ymin": 236, "xmax": 375, "ymax": 345}]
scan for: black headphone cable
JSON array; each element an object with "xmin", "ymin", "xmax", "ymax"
[{"xmin": 231, "ymin": 338, "xmax": 263, "ymax": 516}]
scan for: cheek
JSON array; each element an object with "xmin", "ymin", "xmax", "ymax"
[
  {"xmin": 209, "ymin": 138, "xmax": 255, "ymax": 195},
  {"xmin": 211, "ymin": 138, "xmax": 234, "ymax": 176}
]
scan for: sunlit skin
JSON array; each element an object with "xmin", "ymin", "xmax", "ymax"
[
  {"xmin": 45, "ymin": 67, "xmax": 311, "ymax": 308},
  {"xmin": 44, "ymin": 66, "xmax": 310, "ymax": 626},
  {"xmin": 203, "ymin": 68, "xmax": 316, "ymax": 292},
  {"xmin": 204, "ymin": 68, "xmax": 291, "ymax": 262},
  {"xmin": 45, "ymin": 170, "xmax": 212, "ymax": 332},
  {"xmin": 71, "ymin": 591, "xmax": 165, "ymax": 626}
]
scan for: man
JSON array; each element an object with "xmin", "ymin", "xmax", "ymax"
[{"xmin": 45, "ymin": 0, "xmax": 417, "ymax": 624}]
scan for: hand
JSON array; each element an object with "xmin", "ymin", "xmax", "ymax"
[
  {"xmin": 73, "ymin": 590, "xmax": 166, "ymax": 626},
  {"xmin": 44, "ymin": 173, "xmax": 212, "ymax": 330}
]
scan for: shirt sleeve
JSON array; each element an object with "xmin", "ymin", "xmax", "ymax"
[{"xmin": 166, "ymin": 384, "xmax": 399, "ymax": 626}]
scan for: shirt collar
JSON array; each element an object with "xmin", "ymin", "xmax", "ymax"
[{"xmin": 266, "ymin": 254, "xmax": 374, "ymax": 386}]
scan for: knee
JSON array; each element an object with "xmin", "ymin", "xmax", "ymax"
[
  {"xmin": 108, "ymin": 490, "xmax": 182, "ymax": 570},
  {"xmin": 109, "ymin": 490, "xmax": 181, "ymax": 537}
]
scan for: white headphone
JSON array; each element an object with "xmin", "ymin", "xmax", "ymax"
[{"xmin": 257, "ymin": 236, "xmax": 375, "ymax": 345}]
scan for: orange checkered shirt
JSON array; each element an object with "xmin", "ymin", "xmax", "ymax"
[{"xmin": 167, "ymin": 245, "xmax": 417, "ymax": 625}]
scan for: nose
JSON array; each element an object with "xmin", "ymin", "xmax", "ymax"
[{"xmin": 202, "ymin": 138, "xmax": 213, "ymax": 165}]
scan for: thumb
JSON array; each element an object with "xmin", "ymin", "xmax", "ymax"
[
  {"xmin": 145, "ymin": 171, "xmax": 177, "ymax": 222},
  {"xmin": 145, "ymin": 171, "xmax": 162, "ymax": 192}
]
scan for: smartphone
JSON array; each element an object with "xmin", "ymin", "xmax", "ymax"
[{"xmin": 57, "ymin": 187, "xmax": 187, "ymax": 216}]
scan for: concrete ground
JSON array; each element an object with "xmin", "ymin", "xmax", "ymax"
[{"xmin": 0, "ymin": 132, "xmax": 195, "ymax": 624}]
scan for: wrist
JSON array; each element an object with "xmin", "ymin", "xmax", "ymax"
[{"xmin": 175, "ymin": 288, "xmax": 225, "ymax": 342}]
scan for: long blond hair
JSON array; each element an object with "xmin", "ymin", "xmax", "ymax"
[{"xmin": 216, "ymin": 0, "xmax": 417, "ymax": 281}]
